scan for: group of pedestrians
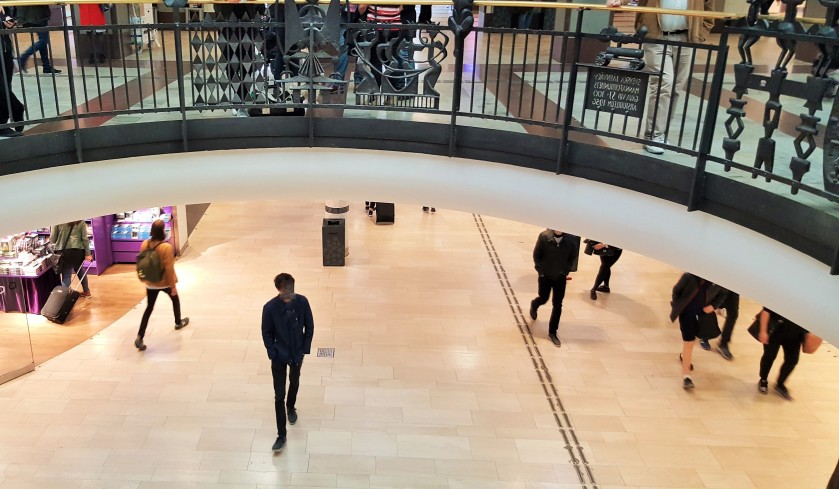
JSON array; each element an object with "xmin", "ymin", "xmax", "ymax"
[{"xmin": 527, "ymin": 227, "xmax": 823, "ymax": 400}]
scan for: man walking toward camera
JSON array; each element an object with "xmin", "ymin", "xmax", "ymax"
[
  {"xmin": 262, "ymin": 273, "xmax": 314, "ymax": 453},
  {"xmin": 530, "ymin": 229, "xmax": 579, "ymax": 347}
]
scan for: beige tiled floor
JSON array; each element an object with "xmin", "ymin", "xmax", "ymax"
[{"xmin": 0, "ymin": 200, "xmax": 837, "ymax": 489}]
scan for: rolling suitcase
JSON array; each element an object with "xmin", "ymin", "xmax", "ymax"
[{"xmin": 42, "ymin": 263, "xmax": 90, "ymax": 324}]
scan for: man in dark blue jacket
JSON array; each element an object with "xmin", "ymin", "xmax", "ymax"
[
  {"xmin": 530, "ymin": 229, "xmax": 579, "ymax": 347},
  {"xmin": 262, "ymin": 273, "xmax": 314, "ymax": 452}
]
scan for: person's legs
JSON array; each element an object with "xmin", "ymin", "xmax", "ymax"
[
  {"xmin": 678, "ymin": 314, "xmax": 698, "ymax": 375},
  {"xmin": 530, "ymin": 275, "xmax": 551, "ymax": 317},
  {"xmin": 759, "ymin": 342, "xmax": 781, "ymax": 381},
  {"xmin": 668, "ymin": 37, "xmax": 692, "ymax": 127},
  {"xmin": 776, "ymin": 336, "xmax": 801, "ymax": 387},
  {"xmin": 643, "ymin": 42, "xmax": 672, "ymax": 139},
  {"xmin": 547, "ymin": 277, "xmax": 567, "ymax": 336},
  {"xmin": 74, "ymin": 264, "xmax": 90, "ymax": 293},
  {"xmin": 60, "ymin": 265, "xmax": 74, "ymax": 288},
  {"xmin": 137, "ymin": 288, "xmax": 162, "ymax": 339},
  {"xmin": 162, "ymin": 288, "xmax": 182, "ymax": 324},
  {"xmin": 286, "ymin": 361, "xmax": 302, "ymax": 412},
  {"xmin": 271, "ymin": 360, "xmax": 289, "ymax": 439},
  {"xmin": 418, "ymin": 4, "xmax": 432, "ymax": 23},
  {"xmin": 718, "ymin": 292, "xmax": 740, "ymax": 347}
]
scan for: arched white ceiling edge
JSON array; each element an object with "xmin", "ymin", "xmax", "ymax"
[{"xmin": 2, "ymin": 147, "xmax": 837, "ymax": 344}]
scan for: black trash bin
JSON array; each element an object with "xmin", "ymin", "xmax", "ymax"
[{"xmin": 322, "ymin": 218, "xmax": 346, "ymax": 266}]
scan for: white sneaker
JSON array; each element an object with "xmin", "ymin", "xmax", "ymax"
[
  {"xmin": 643, "ymin": 135, "xmax": 667, "ymax": 155},
  {"xmin": 235, "ymin": 109, "xmax": 250, "ymax": 118}
]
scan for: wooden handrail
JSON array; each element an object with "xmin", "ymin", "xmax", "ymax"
[{"xmin": 0, "ymin": 0, "xmax": 740, "ymax": 20}]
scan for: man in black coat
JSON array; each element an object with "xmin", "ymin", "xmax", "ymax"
[
  {"xmin": 15, "ymin": 5, "xmax": 61, "ymax": 74},
  {"xmin": 262, "ymin": 273, "xmax": 314, "ymax": 453},
  {"xmin": 530, "ymin": 229, "xmax": 579, "ymax": 347}
]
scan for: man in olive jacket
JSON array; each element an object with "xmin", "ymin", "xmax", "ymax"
[
  {"xmin": 530, "ymin": 229, "xmax": 579, "ymax": 347},
  {"xmin": 262, "ymin": 273, "xmax": 314, "ymax": 453}
]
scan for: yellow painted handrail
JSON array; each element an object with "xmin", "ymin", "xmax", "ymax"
[{"xmin": 0, "ymin": 0, "xmax": 740, "ymax": 20}]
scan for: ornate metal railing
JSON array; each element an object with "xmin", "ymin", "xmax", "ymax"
[{"xmin": 0, "ymin": 0, "xmax": 838, "ymax": 273}]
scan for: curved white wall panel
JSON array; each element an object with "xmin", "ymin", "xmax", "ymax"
[{"xmin": 2, "ymin": 148, "xmax": 836, "ymax": 343}]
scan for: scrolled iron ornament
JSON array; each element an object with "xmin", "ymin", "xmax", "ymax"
[{"xmin": 448, "ymin": 0, "xmax": 475, "ymax": 41}]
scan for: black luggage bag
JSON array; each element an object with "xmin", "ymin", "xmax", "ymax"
[
  {"xmin": 374, "ymin": 202, "xmax": 395, "ymax": 224},
  {"xmin": 41, "ymin": 286, "xmax": 80, "ymax": 324},
  {"xmin": 42, "ymin": 263, "xmax": 90, "ymax": 324}
]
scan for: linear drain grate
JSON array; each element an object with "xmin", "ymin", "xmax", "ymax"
[{"xmin": 316, "ymin": 348, "xmax": 335, "ymax": 358}]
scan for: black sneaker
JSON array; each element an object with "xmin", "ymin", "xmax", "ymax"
[
  {"xmin": 548, "ymin": 334, "xmax": 561, "ymax": 347},
  {"xmin": 529, "ymin": 302, "xmax": 538, "ymax": 320},
  {"xmin": 422, "ymin": 206, "xmax": 429, "ymax": 212},
  {"xmin": 175, "ymin": 317, "xmax": 190, "ymax": 330},
  {"xmin": 0, "ymin": 128, "xmax": 22, "ymax": 138},
  {"xmin": 134, "ymin": 336, "xmax": 147, "ymax": 351},
  {"xmin": 590, "ymin": 289, "xmax": 597, "ymax": 300},
  {"xmin": 683, "ymin": 377, "xmax": 695, "ymax": 390},
  {"xmin": 699, "ymin": 339, "xmax": 711, "ymax": 351},
  {"xmin": 679, "ymin": 353, "xmax": 694, "ymax": 371},
  {"xmin": 430, "ymin": 208, "xmax": 436, "ymax": 213},
  {"xmin": 775, "ymin": 384, "xmax": 793, "ymax": 401},
  {"xmin": 271, "ymin": 437, "xmax": 286, "ymax": 452},
  {"xmin": 43, "ymin": 67, "xmax": 62, "ymax": 74},
  {"xmin": 716, "ymin": 343, "xmax": 734, "ymax": 361},
  {"xmin": 758, "ymin": 379, "xmax": 768, "ymax": 394},
  {"xmin": 288, "ymin": 409, "xmax": 298, "ymax": 425},
  {"xmin": 595, "ymin": 285, "xmax": 610, "ymax": 293}
]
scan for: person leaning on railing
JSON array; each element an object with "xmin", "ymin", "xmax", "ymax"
[
  {"xmin": 0, "ymin": 6, "xmax": 25, "ymax": 138},
  {"xmin": 606, "ymin": 0, "xmax": 713, "ymax": 155},
  {"xmin": 357, "ymin": 3, "xmax": 403, "ymax": 87}
]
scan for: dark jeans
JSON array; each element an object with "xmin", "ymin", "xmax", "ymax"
[
  {"xmin": 137, "ymin": 288, "xmax": 182, "ymax": 338},
  {"xmin": 532, "ymin": 275, "xmax": 567, "ymax": 335},
  {"xmin": 418, "ymin": 5, "xmax": 432, "ymax": 23},
  {"xmin": 20, "ymin": 21, "xmax": 54, "ymax": 70},
  {"xmin": 719, "ymin": 292, "xmax": 740, "ymax": 346},
  {"xmin": 759, "ymin": 335, "xmax": 801, "ymax": 387},
  {"xmin": 593, "ymin": 248, "xmax": 622, "ymax": 290},
  {"xmin": 271, "ymin": 359, "xmax": 302, "ymax": 439}
]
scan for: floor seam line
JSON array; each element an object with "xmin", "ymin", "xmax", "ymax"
[{"xmin": 472, "ymin": 213, "xmax": 598, "ymax": 489}]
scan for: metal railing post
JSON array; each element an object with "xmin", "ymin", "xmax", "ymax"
[
  {"xmin": 59, "ymin": 5, "xmax": 84, "ymax": 163},
  {"xmin": 556, "ymin": 8, "xmax": 586, "ymax": 174},
  {"xmin": 448, "ymin": 0, "xmax": 475, "ymax": 157},
  {"xmin": 687, "ymin": 30, "xmax": 729, "ymax": 211},
  {"xmin": 173, "ymin": 6, "xmax": 189, "ymax": 152}
]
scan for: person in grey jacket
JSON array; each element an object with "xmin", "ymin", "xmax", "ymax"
[
  {"xmin": 50, "ymin": 220, "xmax": 91, "ymax": 297},
  {"xmin": 529, "ymin": 229, "xmax": 579, "ymax": 347},
  {"xmin": 14, "ymin": 5, "xmax": 61, "ymax": 74},
  {"xmin": 669, "ymin": 273, "xmax": 726, "ymax": 389},
  {"xmin": 261, "ymin": 273, "xmax": 314, "ymax": 453}
]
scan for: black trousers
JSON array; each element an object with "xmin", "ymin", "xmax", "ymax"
[
  {"xmin": 593, "ymin": 248, "xmax": 622, "ymax": 289},
  {"xmin": 719, "ymin": 292, "xmax": 740, "ymax": 346},
  {"xmin": 137, "ymin": 288, "xmax": 182, "ymax": 338},
  {"xmin": 532, "ymin": 275, "xmax": 567, "ymax": 335},
  {"xmin": 271, "ymin": 360, "xmax": 302, "ymax": 439},
  {"xmin": 0, "ymin": 46, "xmax": 24, "ymax": 127},
  {"xmin": 759, "ymin": 335, "xmax": 801, "ymax": 386}
]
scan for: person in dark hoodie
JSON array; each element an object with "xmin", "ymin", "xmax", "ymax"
[
  {"xmin": 262, "ymin": 273, "xmax": 314, "ymax": 453},
  {"xmin": 669, "ymin": 273, "xmax": 726, "ymax": 390},
  {"xmin": 15, "ymin": 5, "xmax": 61, "ymax": 74},
  {"xmin": 529, "ymin": 229, "xmax": 579, "ymax": 347}
]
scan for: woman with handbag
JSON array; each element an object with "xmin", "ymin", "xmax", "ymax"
[
  {"xmin": 669, "ymin": 273, "xmax": 726, "ymax": 390},
  {"xmin": 756, "ymin": 307, "xmax": 813, "ymax": 400},
  {"xmin": 50, "ymin": 221, "xmax": 92, "ymax": 298}
]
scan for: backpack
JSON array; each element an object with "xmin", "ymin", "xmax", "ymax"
[{"xmin": 136, "ymin": 241, "xmax": 165, "ymax": 283}]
